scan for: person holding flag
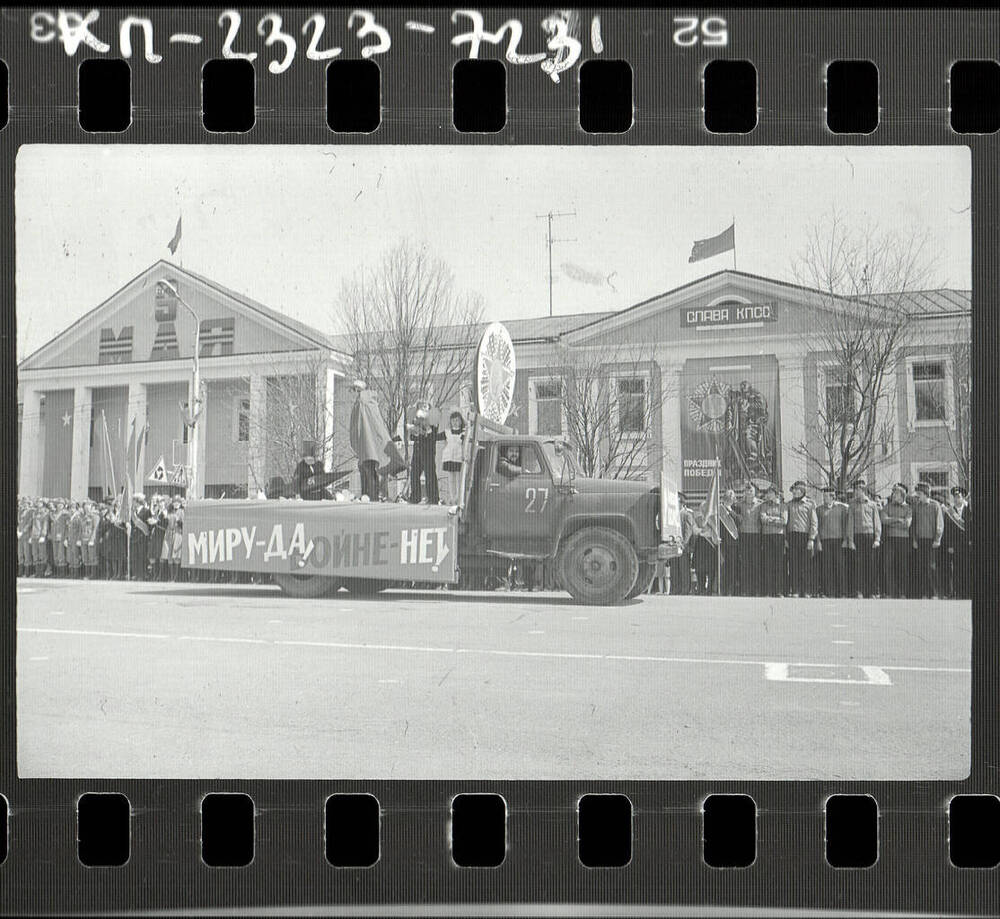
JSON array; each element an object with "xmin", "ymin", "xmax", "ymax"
[{"xmin": 719, "ymin": 488, "xmax": 740, "ymax": 595}]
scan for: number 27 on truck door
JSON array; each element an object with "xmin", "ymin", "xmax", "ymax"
[{"xmin": 525, "ymin": 487, "xmax": 549, "ymax": 513}]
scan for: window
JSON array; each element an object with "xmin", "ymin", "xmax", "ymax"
[
  {"xmin": 236, "ymin": 397, "xmax": 250, "ymax": 443},
  {"xmin": 912, "ymin": 361, "xmax": 947, "ymax": 422},
  {"xmin": 617, "ymin": 377, "xmax": 646, "ymax": 434},
  {"xmin": 824, "ymin": 368, "xmax": 855, "ymax": 424},
  {"xmin": 534, "ymin": 380, "xmax": 563, "ymax": 436},
  {"xmin": 496, "ymin": 444, "xmax": 543, "ymax": 476}
]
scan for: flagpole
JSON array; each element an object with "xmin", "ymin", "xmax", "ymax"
[
  {"xmin": 715, "ymin": 456, "xmax": 722, "ymax": 596},
  {"xmin": 731, "ymin": 216, "xmax": 736, "ymax": 270}
]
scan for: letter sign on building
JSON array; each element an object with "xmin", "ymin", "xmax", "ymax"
[{"xmin": 681, "ymin": 300, "xmax": 779, "ymax": 330}]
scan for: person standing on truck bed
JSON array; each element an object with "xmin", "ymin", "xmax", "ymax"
[
  {"xmin": 407, "ymin": 405, "xmax": 442, "ymax": 504},
  {"xmin": 292, "ymin": 441, "xmax": 325, "ymax": 501},
  {"xmin": 441, "ymin": 411, "xmax": 467, "ymax": 504}
]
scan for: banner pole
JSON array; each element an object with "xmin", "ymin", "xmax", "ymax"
[{"xmin": 716, "ymin": 456, "xmax": 722, "ymax": 596}]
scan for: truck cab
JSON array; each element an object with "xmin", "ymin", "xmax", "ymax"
[{"xmin": 459, "ymin": 417, "xmax": 681, "ymax": 604}]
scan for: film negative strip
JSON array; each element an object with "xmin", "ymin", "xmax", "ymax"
[{"xmin": 1, "ymin": 6, "xmax": 996, "ymax": 916}]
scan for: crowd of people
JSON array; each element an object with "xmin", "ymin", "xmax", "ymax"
[
  {"xmin": 16, "ymin": 492, "xmax": 189, "ymax": 582},
  {"xmin": 17, "ymin": 472, "xmax": 972, "ymax": 601},
  {"xmin": 659, "ymin": 477, "xmax": 972, "ymax": 600}
]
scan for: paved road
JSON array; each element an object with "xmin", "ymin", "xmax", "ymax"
[{"xmin": 16, "ymin": 578, "xmax": 970, "ymax": 780}]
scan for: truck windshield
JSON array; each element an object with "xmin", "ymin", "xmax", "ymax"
[{"xmin": 541, "ymin": 440, "xmax": 579, "ymax": 477}]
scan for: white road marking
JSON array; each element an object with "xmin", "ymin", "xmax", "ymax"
[
  {"xmin": 839, "ymin": 700, "xmax": 860, "ymax": 706},
  {"xmin": 177, "ymin": 635, "xmax": 267, "ymax": 645},
  {"xmin": 377, "ymin": 679, "xmax": 401, "ymax": 684},
  {"xmin": 50, "ymin": 611, "xmax": 65, "ymax": 616},
  {"xmin": 571, "ymin": 616, "xmax": 588, "ymax": 620},
  {"xmin": 17, "ymin": 587, "xmax": 38, "ymax": 594},
  {"xmin": 765, "ymin": 663, "xmax": 892, "ymax": 685},
  {"xmin": 28, "ymin": 656, "xmax": 48, "ymax": 662},
  {"xmin": 15, "ymin": 627, "xmax": 970, "ymax": 676},
  {"xmin": 18, "ymin": 627, "xmax": 170, "ymax": 640},
  {"xmin": 831, "ymin": 623, "xmax": 848, "ymax": 628},
  {"xmin": 832, "ymin": 640, "xmax": 854, "ymax": 645},
  {"xmin": 267, "ymin": 620, "xmax": 283, "ymax": 624},
  {"xmin": 528, "ymin": 630, "xmax": 545, "ymax": 635}
]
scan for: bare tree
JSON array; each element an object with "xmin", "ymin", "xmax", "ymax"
[
  {"xmin": 335, "ymin": 240, "xmax": 484, "ymax": 456},
  {"xmin": 790, "ymin": 212, "xmax": 937, "ymax": 491},
  {"xmin": 221, "ymin": 353, "xmax": 342, "ymax": 496},
  {"xmin": 546, "ymin": 340, "xmax": 669, "ymax": 480},
  {"xmin": 935, "ymin": 340, "xmax": 971, "ymax": 489}
]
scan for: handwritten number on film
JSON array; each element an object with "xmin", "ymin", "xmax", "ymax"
[
  {"xmin": 672, "ymin": 16, "xmax": 728, "ymax": 46},
  {"xmin": 29, "ymin": 9, "xmax": 605, "ymax": 80}
]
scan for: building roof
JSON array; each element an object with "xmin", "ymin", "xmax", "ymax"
[
  {"xmin": 869, "ymin": 288, "xmax": 971, "ymax": 315},
  {"xmin": 21, "ymin": 263, "xmax": 970, "ymax": 372}
]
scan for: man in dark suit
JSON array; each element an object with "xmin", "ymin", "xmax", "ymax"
[{"xmin": 292, "ymin": 441, "xmax": 326, "ymax": 500}]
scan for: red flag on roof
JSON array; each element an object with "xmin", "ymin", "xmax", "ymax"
[
  {"xmin": 689, "ymin": 223, "xmax": 735, "ymax": 263},
  {"xmin": 167, "ymin": 215, "xmax": 182, "ymax": 255}
]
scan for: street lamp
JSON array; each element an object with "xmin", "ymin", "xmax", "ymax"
[{"xmin": 156, "ymin": 279, "xmax": 202, "ymax": 500}]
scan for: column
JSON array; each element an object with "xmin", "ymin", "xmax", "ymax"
[
  {"xmin": 659, "ymin": 362, "xmax": 683, "ymax": 486},
  {"xmin": 70, "ymin": 385, "xmax": 93, "ymax": 501},
  {"xmin": 248, "ymin": 373, "xmax": 267, "ymax": 497},
  {"xmin": 18, "ymin": 388, "xmax": 42, "ymax": 496},
  {"xmin": 777, "ymin": 356, "xmax": 806, "ymax": 490},
  {"xmin": 323, "ymin": 365, "xmax": 337, "ymax": 472}
]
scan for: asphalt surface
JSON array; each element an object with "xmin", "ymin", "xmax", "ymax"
[{"xmin": 16, "ymin": 577, "xmax": 971, "ymax": 780}]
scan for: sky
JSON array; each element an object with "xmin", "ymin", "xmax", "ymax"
[{"xmin": 16, "ymin": 145, "xmax": 971, "ymax": 360}]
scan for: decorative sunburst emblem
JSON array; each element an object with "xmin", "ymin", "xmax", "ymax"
[
  {"xmin": 475, "ymin": 323, "xmax": 516, "ymax": 424},
  {"xmin": 688, "ymin": 376, "xmax": 730, "ymax": 432}
]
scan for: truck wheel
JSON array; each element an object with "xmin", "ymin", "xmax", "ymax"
[
  {"xmin": 627, "ymin": 563, "xmax": 655, "ymax": 600},
  {"xmin": 273, "ymin": 573, "xmax": 341, "ymax": 598},
  {"xmin": 557, "ymin": 527, "xmax": 640, "ymax": 606},
  {"xmin": 341, "ymin": 578, "xmax": 391, "ymax": 595}
]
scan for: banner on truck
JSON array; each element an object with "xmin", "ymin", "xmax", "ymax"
[{"xmin": 183, "ymin": 500, "xmax": 459, "ymax": 582}]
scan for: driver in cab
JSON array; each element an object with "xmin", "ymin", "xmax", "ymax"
[{"xmin": 497, "ymin": 445, "xmax": 524, "ymax": 478}]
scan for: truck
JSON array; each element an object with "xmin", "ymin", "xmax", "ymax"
[{"xmin": 182, "ymin": 412, "xmax": 683, "ymax": 605}]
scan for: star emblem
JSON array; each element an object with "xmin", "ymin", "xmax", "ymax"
[
  {"xmin": 61, "ymin": 411, "xmax": 72, "ymax": 427},
  {"xmin": 688, "ymin": 377, "xmax": 729, "ymax": 432}
]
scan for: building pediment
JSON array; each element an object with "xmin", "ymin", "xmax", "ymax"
[
  {"xmin": 19, "ymin": 260, "xmax": 331, "ymax": 373},
  {"xmin": 564, "ymin": 270, "xmax": 855, "ymax": 347}
]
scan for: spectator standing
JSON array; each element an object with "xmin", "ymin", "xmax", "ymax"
[
  {"xmin": 66, "ymin": 501, "xmax": 83, "ymax": 578},
  {"xmin": 785, "ymin": 481, "xmax": 818, "ymax": 597},
  {"xmin": 49, "ymin": 497, "xmax": 70, "ymax": 579},
  {"xmin": 758, "ymin": 484, "xmax": 788, "ymax": 597},
  {"xmin": 880, "ymin": 483, "xmax": 914, "ymax": 599},
  {"xmin": 816, "ymin": 485, "xmax": 848, "ymax": 597},
  {"xmin": 734, "ymin": 482, "xmax": 761, "ymax": 596},
  {"xmin": 941, "ymin": 486, "xmax": 971, "ymax": 599},
  {"xmin": 845, "ymin": 478, "xmax": 881, "ymax": 599},
  {"xmin": 17, "ymin": 498, "xmax": 34, "ymax": 577},
  {"xmin": 30, "ymin": 498, "xmax": 50, "ymax": 578},
  {"xmin": 130, "ymin": 494, "xmax": 151, "ymax": 580},
  {"xmin": 910, "ymin": 482, "xmax": 944, "ymax": 598},
  {"xmin": 147, "ymin": 497, "xmax": 168, "ymax": 581},
  {"xmin": 719, "ymin": 489, "xmax": 740, "ymax": 596}
]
